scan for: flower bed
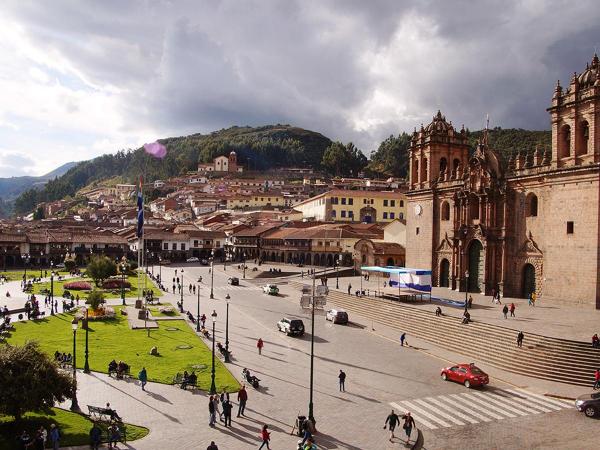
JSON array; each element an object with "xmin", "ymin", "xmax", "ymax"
[
  {"xmin": 75, "ymin": 306, "xmax": 116, "ymax": 321},
  {"xmin": 63, "ymin": 281, "xmax": 92, "ymax": 291},
  {"xmin": 102, "ymin": 279, "xmax": 132, "ymax": 289}
]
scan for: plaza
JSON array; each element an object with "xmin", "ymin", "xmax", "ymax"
[{"xmin": 2, "ymin": 261, "xmax": 599, "ymax": 449}]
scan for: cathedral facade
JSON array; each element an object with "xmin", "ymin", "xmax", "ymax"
[{"xmin": 405, "ymin": 54, "xmax": 600, "ymax": 308}]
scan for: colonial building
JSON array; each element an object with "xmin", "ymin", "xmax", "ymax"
[
  {"xmin": 405, "ymin": 54, "xmax": 600, "ymax": 308},
  {"xmin": 198, "ymin": 151, "xmax": 243, "ymax": 173}
]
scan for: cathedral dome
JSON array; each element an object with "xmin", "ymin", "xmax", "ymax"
[
  {"xmin": 577, "ymin": 54, "xmax": 599, "ymax": 89},
  {"xmin": 424, "ymin": 110, "xmax": 454, "ymax": 134}
]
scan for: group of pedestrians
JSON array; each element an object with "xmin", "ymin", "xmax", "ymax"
[
  {"xmin": 384, "ymin": 410, "xmax": 415, "ymax": 444},
  {"xmin": 502, "ymin": 302, "xmax": 517, "ymax": 319},
  {"xmin": 208, "ymin": 391, "xmax": 233, "ymax": 427}
]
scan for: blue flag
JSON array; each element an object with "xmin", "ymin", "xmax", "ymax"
[{"xmin": 137, "ymin": 177, "xmax": 144, "ymax": 238}]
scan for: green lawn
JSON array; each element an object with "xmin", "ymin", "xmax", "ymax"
[
  {"xmin": 7, "ymin": 307, "xmax": 240, "ymax": 392},
  {"xmin": 30, "ymin": 273, "xmax": 162, "ymax": 299},
  {"xmin": 1, "ymin": 269, "xmax": 70, "ymax": 281},
  {"xmin": 0, "ymin": 407, "xmax": 148, "ymax": 449}
]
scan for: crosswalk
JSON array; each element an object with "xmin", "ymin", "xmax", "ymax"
[
  {"xmin": 197, "ymin": 285, "xmax": 263, "ymax": 292},
  {"xmin": 389, "ymin": 389, "xmax": 572, "ymax": 430}
]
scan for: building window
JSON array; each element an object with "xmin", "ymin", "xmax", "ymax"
[
  {"xmin": 526, "ymin": 194, "xmax": 538, "ymax": 217},
  {"xmin": 441, "ymin": 201, "xmax": 450, "ymax": 221},
  {"xmin": 400, "ymin": 200, "xmax": 404, "ymax": 207},
  {"xmin": 349, "ymin": 198, "xmax": 353, "ymax": 205},
  {"xmin": 400, "ymin": 213, "xmax": 404, "ymax": 220},
  {"xmin": 391, "ymin": 200, "xmax": 395, "ymax": 207},
  {"xmin": 172, "ymin": 243, "xmax": 176, "ymax": 250},
  {"xmin": 194, "ymin": 240, "xmax": 199, "ymax": 247},
  {"xmin": 390, "ymin": 212, "xmax": 395, "ymax": 219},
  {"xmin": 163, "ymin": 243, "xmax": 168, "ymax": 250},
  {"xmin": 371, "ymin": 199, "xmax": 374, "ymax": 205},
  {"xmin": 383, "ymin": 200, "xmax": 388, "ymax": 207},
  {"xmin": 331, "ymin": 210, "xmax": 336, "ymax": 218},
  {"xmin": 363, "ymin": 199, "xmax": 367, "ymax": 204},
  {"xmin": 341, "ymin": 198, "xmax": 347, "ymax": 205},
  {"xmin": 416, "ymin": 227, "xmax": 420, "ymax": 235},
  {"xmin": 349, "ymin": 211, "xmax": 354, "ymax": 218},
  {"xmin": 567, "ymin": 221, "xmax": 574, "ymax": 234},
  {"xmin": 341, "ymin": 211, "xmax": 346, "ymax": 218},
  {"xmin": 332, "ymin": 197, "xmax": 339, "ymax": 204},
  {"xmin": 181, "ymin": 243, "xmax": 186, "ymax": 250},
  {"xmin": 383, "ymin": 212, "xmax": 388, "ymax": 219}
]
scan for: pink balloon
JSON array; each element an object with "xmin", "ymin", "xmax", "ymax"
[{"xmin": 143, "ymin": 142, "xmax": 167, "ymax": 159}]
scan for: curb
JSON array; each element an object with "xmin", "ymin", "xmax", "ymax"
[{"xmin": 545, "ymin": 393, "xmax": 576, "ymax": 401}]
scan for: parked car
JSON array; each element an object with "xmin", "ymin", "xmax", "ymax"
[
  {"xmin": 228, "ymin": 277, "xmax": 240, "ymax": 286},
  {"xmin": 277, "ymin": 318, "xmax": 305, "ymax": 336},
  {"xmin": 326, "ymin": 309, "xmax": 349, "ymax": 324},
  {"xmin": 575, "ymin": 392, "xmax": 600, "ymax": 417},
  {"xmin": 201, "ymin": 259, "xmax": 209, "ymax": 265},
  {"xmin": 440, "ymin": 363, "xmax": 489, "ymax": 388},
  {"xmin": 186, "ymin": 257, "xmax": 199, "ymax": 263},
  {"xmin": 263, "ymin": 284, "xmax": 279, "ymax": 295}
]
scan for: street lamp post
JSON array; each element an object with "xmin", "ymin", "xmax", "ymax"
[
  {"xmin": 308, "ymin": 271, "xmax": 316, "ymax": 424},
  {"xmin": 40, "ymin": 251, "xmax": 44, "ymax": 278},
  {"xmin": 335, "ymin": 254, "xmax": 340, "ymax": 290},
  {"xmin": 210, "ymin": 251, "xmax": 214, "ymax": 299},
  {"xmin": 83, "ymin": 309, "xmax": 90, "ymax": 373},
  {"xmin": 243, "ymin": 252, "xmax": 246, "ymax": 280},
  {"xmin": 196, "ymin": 284, "xmax": 201, "ymax": 332},
  {"xmin": 120, "ymin": 261, "xmax": 126, "ymax": 306},
  {"xmin": 210, "ymin": 310, "xmax": 217, "ymax": 394},
  {"xmin": 22, "ymin": 254, "xmax": 29, "ymax": 286},
  {"xmin": 464, "ymin": 270, "xmax": 470, "ymax": 314},
  {"xmin": 50, "ymin": 262, "xmax": 55, "ymax": 316},
  {"xmin": 70, "ymin": 318, "xmax": 80, "ymax": 411},
  {"xmin": 224, "ymin": 295, "xmax": 230, "ymax": 363},
  {"xmin": 158, "ymin": 256, "xmax": 162, "ymax": 283},
  {"xmin": 180, "ymin": 269, "xmax": 185, "ymax": 312}
]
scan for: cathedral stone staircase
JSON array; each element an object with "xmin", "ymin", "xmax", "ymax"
[{"xmin": 289, "ymin": 281, "xmax": 600, "ymax": 387}]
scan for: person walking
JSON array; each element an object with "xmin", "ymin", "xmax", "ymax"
[
  {"xmin": 138, "ymin": 367, "xmax": 147, "ymax": 391},
  {"xmin": 400, "ymin": 333, "xmax": 406, "ymax": 347},
  {"xmin": 108, "ymin": 424, "xmax": 121, "ymax": 449},
  {"xmin": 531, "ymin": 291, "xmax": 537, "ymax": 306},
  {"xmin": 502, "ymin": 304, "xmax": 509, "ymax": 319},
  {"xmin": 257, "ymin": 338, "xmax": 264, "ymax": 355},
  {"xmin": 517, "ymin": 331, "xmax": 524, "ymax": 348},
  {"xmin": 384, "ymin": 409, "xmax": 400, "ymax": 441},
  {"xmin": 49, "ymin": 424, "xmax": 60, "ymax": 450},
  {"xmin": 208, "ymin": 395, "xmax": 217, "ymax": 427},
  {"xmin": 347, "ymin": 283, "xmax": 351, "ymax": 295},
  {"xmin": 89, "ymin": 423, "xmax": 102, "ymax": 450},
  {"xmin": 237, "ymin": 384, "xmax": 248, "ymax": 417},
  {"xmin": 213, "ymin": 394, "xmax": 222, "ymax": 422},
  {"xmin": 594, "ymin": 369, "xmax": 600, "ymax": 390},
  {"xmin": 338, "ymin": 369, "xmax": 346, "ymax": 392},
  {"xmin": 207, "ymin": 441, "xmax": 219, "ymax": 450},
  {"xmin": 496, "ymin": 291, "xmax": 502, "ymax": 304},
  {"xmin": 528, "ymin": 292, "xmax": 533, "ymax": 306},
  {"xmin": 401, "ymin": 411, "xmax": 416, "ymax": 445},
  {"xmin": 509, "ymin": 302, "xmax": 516, "ymax": 317},
  {"xmin": 222, "ymin": 398, "xmax": 232, "ymax": 427},
  {"xmin": 258, "ymin": 424, "xmax": 271, "ymax": 449}
]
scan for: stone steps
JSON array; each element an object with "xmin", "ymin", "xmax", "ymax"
[{"xmin": 290, "ymin": 281, "xmax": 600, "ymax": 386}]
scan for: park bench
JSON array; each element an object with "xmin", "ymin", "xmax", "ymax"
[
  {"xmin": 172, "ymin": 372, "xmax": 197, "ymax": 390},
  {"xmin": 87, "ymin": 405, "xmax": 122, "ymax": 423}
]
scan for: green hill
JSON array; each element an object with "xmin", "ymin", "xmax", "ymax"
[{"xmin": 13, "ymin": 125, "xmax": 332, "ymax": 215}]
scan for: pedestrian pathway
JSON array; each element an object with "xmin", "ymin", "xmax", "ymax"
[{"xmin": 389, "ymin": 388, "xmax": 572, "ymax": 431}]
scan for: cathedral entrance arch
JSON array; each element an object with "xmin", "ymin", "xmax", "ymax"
[
  {"xmin": 522, "ymin": 263, "xmax": 536, "ymax": 298},
  {"xmin": 440, "ymin": 258, "xmax": 450, "ymax": 288},
  {"xmin": 467, "ymin": 240, "xmax": 484, "ymax": 292}
]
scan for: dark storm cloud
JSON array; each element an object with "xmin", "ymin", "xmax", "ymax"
[{"xmin": 4, "ymin": 0, "xmax": 600, "ymax": 154}]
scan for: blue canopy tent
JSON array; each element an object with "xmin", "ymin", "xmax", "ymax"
[{"xmin": 360, "ymin": 266, "xmax": 432, "ymax": 302}]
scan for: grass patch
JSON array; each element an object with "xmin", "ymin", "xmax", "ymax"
[
  {"xmin": 148, "ymin": 303, "xmax": 178, "ymax": 317},
  {"xmin": 7, "ymin": 307, "xmax": 239, "ymax": 392},
  {"xmin": 1, "ymin": 270, "xmax": 70, "ymax": 282},
  {"xmin": 30, "ymin": 273, "xmax": 162, "ymax": 299},
  {"xmin": 0, "ymin": 407, "xmax": 148, "ymax": 449}
]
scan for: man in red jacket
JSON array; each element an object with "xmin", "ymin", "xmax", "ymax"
[{"xmin": 237, "ymin": 385, "xmax": 248, "ymax": 417}]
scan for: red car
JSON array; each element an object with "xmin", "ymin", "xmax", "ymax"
[{"xmin": 441, "ymin": 363, "xmax": 489, "ymax": 388}]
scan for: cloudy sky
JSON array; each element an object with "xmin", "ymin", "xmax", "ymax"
[{"xmin": 1, "ymin": 0, "xmax": 599, "ymax": 177}]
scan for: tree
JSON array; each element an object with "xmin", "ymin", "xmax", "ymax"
[
  {"xmin": 86, "ymin": 256, "xmax": 117, "ymax": 287},
  {"xmin": 321, "ymin": 141, "xmax": 368, "ymax": 176},
  {"xmin": 87, "ymin": 289, "xmax": 105, "ymax": 310},
  {"xmin": 366, "ymin": 132, "xmax": 411, "ymax": 178},
  {"xmin": 0, "ymin": 342, "xmax": 74, "ymax": 421},
  {"xmin": 33, "ymin": 206, "xmax": 45, "ymax": 220}
]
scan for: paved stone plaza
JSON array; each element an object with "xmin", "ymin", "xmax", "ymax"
[{"xmin": 2, "ymin": 264, "xmax": 600, "ymax": 449}]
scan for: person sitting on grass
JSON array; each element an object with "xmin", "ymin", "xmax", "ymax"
[
  {"xmin": 54, "ymin": 350, "xmax": 61, "ymax": 361},
  {"xmin": 116, "ymin": 361, "xmax": 128, "ymax": 379},
  {"xmin": 188, "ymin": 371, "xmax": 197, "ymax": 386},
  {"xmin": 181, "ymin": 370, "xmax": 190, "ymax": 389},
  {"xmin": 201, "ymin": 326, "xmax": 210, "ymax": 338},
  {"xmin": 108, "ymin": 359, "xmax": 117, "ymax": 374}
]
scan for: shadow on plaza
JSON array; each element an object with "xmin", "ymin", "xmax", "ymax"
[
  {"xmin": 91, "ymin": 373, "xmax": 182, "ymax": 423},
  {"xmin": 316, "ymin": 431, "xmax": 363, "ymax": 450}
]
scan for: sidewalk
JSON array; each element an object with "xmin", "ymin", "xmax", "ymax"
[{"xmin": 328, "ymin": 274, "xmax": 600, "ymax": 342}]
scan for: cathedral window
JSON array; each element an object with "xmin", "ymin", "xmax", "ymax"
[
  {"xmin": 439, "ymin": 157, "xmax": 448, "ymax": 172},
  {"xmin": 559, "ymin": 124, "xmax": 571, "ymax": 158},
  {"xmin": 579, "ymin": 121, "xmax": 589, "ymax": 154},
  {"xmin": 441, "ymin": 201, "xmax": 450, "ymax": 221},
  {"xmin": 526, "ymin": 194, "xmax": 538, "ymax": 217},
  {"xmin": 567, "ymin": 221, "xmax": 574, "ymax": 234}
]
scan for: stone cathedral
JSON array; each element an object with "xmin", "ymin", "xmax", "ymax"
[{"xmin": 405, "ymin": 54, "xmax": 600, "ymax": 308}]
